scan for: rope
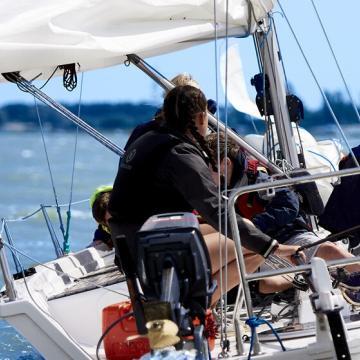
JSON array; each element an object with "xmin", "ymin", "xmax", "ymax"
[
  {"xmin": 61, "ymin": 64, "xmax": 78, "ymax": 92},
  {"xmin": 221, "ymin": 0, "xmax": 230, "ymax": 350},
  {"xmin": 63, "ymin": 71, "xmax": 84, "ymax": 254},
  {"xmin": 309, "ymin": 0, "xmax": 360, "ymax": 124},
  {"xmin": 34, "ymin": 98, "xmax": 67, "ymax": 244},
  {"xmin": 39, "ymin": 66, "xmax": 60, "ymax": 90},
  {"xmin": 2, "ymin": 200, "xmax": 89, "ymax": 226},
  {"xmin": 306, "ymin": 149, "xmax": 337, "ymax": 172},
  {"xmin": 277, "ymin": 1, "xmax": 360, "ymax": 168},
  {"xmin": 245, "ymin": 316, "xmax": 286, "ymax": 359}
]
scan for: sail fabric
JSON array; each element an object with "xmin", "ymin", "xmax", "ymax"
[
  {"xmin": 0, "ymin": 0, "xmax": 275, "ymax": 80},
  {"xmin": 220, "ymin": 43, "xmax": 261, "ymax": 118}
]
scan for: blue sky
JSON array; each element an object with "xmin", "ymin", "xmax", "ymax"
[{"xmin": 0, "ymin": 0, "xmax": 358, "ymax": 111}]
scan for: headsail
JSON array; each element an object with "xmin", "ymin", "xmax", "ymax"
[
  {"xmin": 220, "ymin": 43, "xmax": 261, "ymax": 118},
  {"xmin": 0, "ymin": 0, "xmax": 275, "ymax": 80}
]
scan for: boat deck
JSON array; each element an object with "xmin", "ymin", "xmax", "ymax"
[{"xmin": 48, "ymin": 266, "xmax": 125, "ymax": 300}]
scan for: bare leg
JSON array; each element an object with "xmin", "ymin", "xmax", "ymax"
[
  {"xmin": 258, "ymin": 276, "xmax": 293, "ymax": 294},
  {"xmin": 203, "ymin": 232, "xmax": 237, "ymax": 272},
  {"xmin": 315, "ymin": 242, "xmax": 360, "ymax": 273},
  {"xmin": 211, "ymin": 259, "xmax": 239, "ymax": 307},
  {"xmin": 203, "ymin": 232, "xmax": 265, "ymax": 274},
  {"xmin": 199, "ymin": 223, "xmax": 217, "ymax": 236},
  {"xmin": 203, "ymin": 232, "xmax": 265, "ymax": 305}
]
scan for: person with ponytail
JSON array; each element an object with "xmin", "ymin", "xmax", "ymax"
[
  {"xmin": 109, "ymin": 85, "xmax": 303, "ymax": 305},
  {"xmin": 123, "ymin": 73, "xmax": 217, "ymax": 151}
]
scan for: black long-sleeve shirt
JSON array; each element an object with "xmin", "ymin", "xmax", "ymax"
[{"xmin": 109, "ymin": 128, "xmax": 272, "ymax": 256}]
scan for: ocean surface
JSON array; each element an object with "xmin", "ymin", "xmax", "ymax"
[
  {"xmin": 0, "ymin": 125, "xmax": 359, "ymax": 359},
  {"xmin": 0, "ymin": 130, "xmax": 128, "ymax": 359}
]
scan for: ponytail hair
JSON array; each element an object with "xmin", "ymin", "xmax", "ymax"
[{"xmin": 163, "ymin": 85, "xmax": 217, "ymax": 170}]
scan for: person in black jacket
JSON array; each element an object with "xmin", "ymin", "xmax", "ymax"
[
  {"xmin": 109, "ymin": 85, "xmax": 304, "ymax": 305},
  {"xmin": 123, "ymin": 73, "xmax": 217, "ymax": 151},
  {"xmin": 207, "ymin": 133, "xmax": 360, "ymax": 301},
  {"xmin": 319, "ymin": 145, "xmax": 360, "ymax": 249}
]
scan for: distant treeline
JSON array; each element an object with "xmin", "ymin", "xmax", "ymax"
[{"xmin": 0, "ymin": 91, "xmax": 358, "ymax": 133}]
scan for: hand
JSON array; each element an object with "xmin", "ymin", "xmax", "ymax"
[{"xmin": 274, "ymin": 244, "xmax": 306, "ymax": 265}]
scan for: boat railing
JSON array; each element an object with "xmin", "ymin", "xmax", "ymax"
[
  {"xmin": 0, "ymin": 199, "xmax": 90, "ymax": 278},
  {"xmin": 0, "ymin": 235, "xmax": 17, "ymax": 301},
  {"xmin": 228, "ymin": 166, "xmax": 360, "ymax": 355}
]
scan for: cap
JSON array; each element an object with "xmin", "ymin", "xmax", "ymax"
[{"xmin": 89, "ymin": 185, "xmax": 113, "ymax": 209}]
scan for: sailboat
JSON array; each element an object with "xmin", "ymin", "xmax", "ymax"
[{"xmin": 1, "ymin": 0, "xmax": 360, "ymax": 359}]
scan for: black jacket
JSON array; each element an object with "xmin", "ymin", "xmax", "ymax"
[
  {"xmin": 319, "ymin": 145, "xmax": 360, "ymax": 242},
  {"xmin": 109, "ymin": 128, "xmax": 272, "ymax": 256}
]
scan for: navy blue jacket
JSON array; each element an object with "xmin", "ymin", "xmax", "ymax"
[
  {"xmin": 251, "ymin": 175, "xmax": 310, "ymax": 243},
  {"xmin": 231, "ymin": 158, "xmax": 310, "ymax": 243}
]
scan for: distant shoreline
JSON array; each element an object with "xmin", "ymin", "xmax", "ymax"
[{"xmin": 0, "ymin": 92, "xmax": 359, "ymax": 133}]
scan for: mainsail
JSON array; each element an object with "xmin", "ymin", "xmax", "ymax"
[{"xmin": 0, "ymin": 0, "xmax": 275, "ymax": 80}]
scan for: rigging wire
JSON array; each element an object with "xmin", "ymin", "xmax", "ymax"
[
  {"xmin": 212, "ymin": 0, "xmax": 226, "ymax": 354},
  {"xmin": 5, "ymin": 72, "xmax": 124, "ymax": 157},
  {"xmin": 309, "ymin": 0, "xmax": 360, "ymax": 124},
  {"xmin": 272, "ymin": 15, "xmax": 290, "ymax": 94},
  {"xmin": 34, "ymin": 97, "xmax": 67, "ymax": 244},
  {"xmin": 63, "ymin": 71, "xmax": 84, "ymax": 255},
  {"xmin": 221, "ymin": 0, "xmax": 230, "ymax": 349},
  {"xmin": 277, "ymin": 0, "xmax": 360, "ymax": 168}
]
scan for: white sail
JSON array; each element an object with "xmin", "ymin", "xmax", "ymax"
[
  {"xmin": 0, "ymin": 0, "xmax": 275, "ymax": 80},
  {"xmin": 220, "ymin": 43, "xmax": 261, "ymax": 118}
]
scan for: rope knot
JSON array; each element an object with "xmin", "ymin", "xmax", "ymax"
[
  {"xmin": 245, "ymin": 316, "xmax": 286, "ymax": 359},
  {"xmin": 245, "ymin": 316, "xmax": 265, "ymax": 329}
]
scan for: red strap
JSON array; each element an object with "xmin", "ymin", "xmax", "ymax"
[
  {"xmin": 247, "ymin": 159, "xmax": 259, "ymax": 176},
  {"xmin": 236, "ymin": 193, "xmax": 265, "ymax": 220}
]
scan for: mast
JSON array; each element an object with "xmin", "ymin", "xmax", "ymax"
[{"xmin": 255, "ymin": 19, "xmax": 300, "ymax": 168}]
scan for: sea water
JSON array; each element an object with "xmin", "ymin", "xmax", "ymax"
[
  {"xmin": 0, "ymin": 130, "xmax": 127, "ymax": 359},
  {"xmin": 0, "ymin": 125, "xmax": 358, "ymax": 359}
]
